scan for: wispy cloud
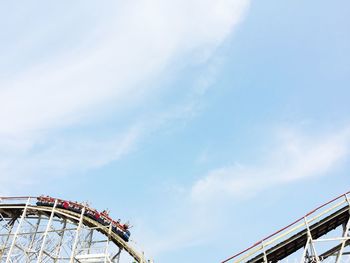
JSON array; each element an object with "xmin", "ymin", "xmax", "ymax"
[
  {"xmin": 0, "ymin": 0, "xmax": 249, "ymax": 136},
  {"xmin": 135, "ymin": 126, "xmax": 350, "ymax": 259},
  {"xmin": 0, "ymin": 126, "xmax": 141, "ymax": 192},
  {"xmin": 0, "ymin": 0, "xmax": 250, "ymax": 191},
  {"xmin": 191, "ymin": 127, "xmax": 350, "ymax": 203}
]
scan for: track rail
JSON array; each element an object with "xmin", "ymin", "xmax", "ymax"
[
  {"xmin": 0, "ymin": 196, "xmax": 148, "ymax": 263},
  {"xmin": 221, "ymin": 191, "xmax": 350, "ymax": 263}
]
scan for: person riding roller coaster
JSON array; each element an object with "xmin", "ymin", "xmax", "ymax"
[{"xmin": 36, "ymin": 196, "xmax": 131, "ymax": 242}]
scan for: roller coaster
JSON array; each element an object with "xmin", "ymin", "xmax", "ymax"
[
  {"xmin": 221, "ymin": 191, "xmax": 350, "ymax": 263},
  {"xmin": 0, "ymin": 196, "xmax": 151, "ymax": 263},
  {"xmin": 2, "ymin": 192, "xmax": 349, "ymax": 263}
]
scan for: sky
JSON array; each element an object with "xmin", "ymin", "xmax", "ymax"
[{"xmin": 0, "ymin": 0, "xmax": 350, "ymax": 262}]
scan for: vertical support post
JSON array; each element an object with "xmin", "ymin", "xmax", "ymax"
[
  {"xmin": 335, "ymin": 194, "xmax": 350, "ymax": 263},
  {"xmin": 6, "ymin": 197, "xmax": 31, "ymax": 263},
  {"xmin": 70, "ymin": 206, "xmax": 85, "ymax": 263},
  {"xmin": 37, "ymin": 199, "xmax": 58, "ymax": 262},
  {"xmin": 26, "ymin": 215, "xmax": 41, "ymax": 262},
  {"xmin": 261, "ymin": 241, "xmax": 268, "ymax": 263},
  {"xmin": 86, "ymin": 229, "xmax": 94, "ymax": 255},
  {"xmin": 1, "ymin": 220, "xmax": 14, "ymax": 258},
  {"xmin": 300, "ymin": 237, "xmax": 311, "ymax": 263},
  {"xmin": 304, "ymin": 217, "xmax": 320, "ymax": 263},
  {"xmin": 111, "ymin": 247, "xmax": 121, "ymax": 263},
  {"xmin": 104, "ymin": 222, "xmax": 113, "ymax": 262},
  {"xmin": 54, "ymin": 219, "xmax": 67, "ymax": 262}
]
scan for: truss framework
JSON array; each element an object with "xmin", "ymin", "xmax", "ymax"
[{"xmin": 0, "ymin": 197, "xmax": 150, "ymax": 263}]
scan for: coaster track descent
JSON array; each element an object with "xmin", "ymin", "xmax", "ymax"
[{"xmin": 222, "ymin": 191, "xmax": 350, "ymax": 263}]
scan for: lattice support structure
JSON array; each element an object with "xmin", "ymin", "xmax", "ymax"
[
  {"xmin": 0, "ymin": 197, "xmax": 150, "ymax": 263},
  {"xmin": 222, "ymin": 191, "xmax": 350, "ymax": 263}
]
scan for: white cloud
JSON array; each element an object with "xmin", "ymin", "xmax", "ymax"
[
  {"xmin": 0, "ymin": 0, "xmax": 249, "ymax": 135},
  {"xmin": 0, "ymin": 0, "xmax": 250, "ymax": 190},
  {"xmin": 191, "ymin": 127, "xmax": 350, "ymax": 203}
]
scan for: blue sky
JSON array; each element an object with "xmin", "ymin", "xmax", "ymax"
[{"xmin": 1, "ymin": 0, "xmax": 350, "ymax": 262}]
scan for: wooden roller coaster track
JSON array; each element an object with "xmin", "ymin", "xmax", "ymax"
[{"xmin": 222, "ymin": 191, "xmax": 350, "ymax": 263}]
